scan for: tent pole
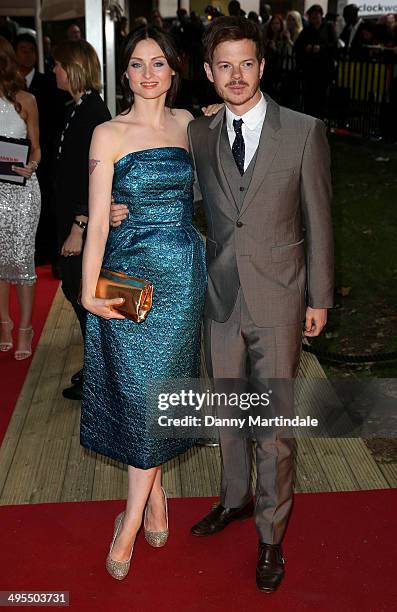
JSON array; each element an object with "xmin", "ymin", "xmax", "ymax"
[
  {"xmin": 105, "ymin": 9, "xmax": 116, "ymax": 117},
  {"xmin": 85, "ymin": 0, "xmax": 104, "ymax": 90},
  {"xmin": 35, "ymin": 0, "xmax": 44, "ymax": 73}
]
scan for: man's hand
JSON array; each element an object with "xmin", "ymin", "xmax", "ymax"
[
  {"xmin": 201, "ymin": 103, "xmax": 224, "ymax": 116},
  {"xmin": 110, "ymin": 197, "xmax": 128, "ymax": 227},
  {"xmin": 304, "ymin": 307, "xmax": 327, "ymax": 337},
  {"xmin": 61, "ymin": 225, "xmax": 84, "ymax": 257}
]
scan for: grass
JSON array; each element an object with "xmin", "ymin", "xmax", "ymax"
[{"xmin": 311, "ymin": 134, "xmax": 397, "ymax": 378}]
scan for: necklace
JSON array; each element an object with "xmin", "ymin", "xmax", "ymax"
[{"xmin": 57, "ymin": 90, "xmax": 92, "ymax": 159}]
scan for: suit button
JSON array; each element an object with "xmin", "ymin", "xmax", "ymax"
[
  {"xmin": 239, "ymin": 186, "xmax": 245, "ymax": 192},
  {"xmin": 236, "ymin": 220, "xmax": 243, "ymax": 227}
]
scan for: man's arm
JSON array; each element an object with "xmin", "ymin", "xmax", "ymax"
[{"xmin": 300, "ymin": 119, "xmax": 334, "ymax": 336}]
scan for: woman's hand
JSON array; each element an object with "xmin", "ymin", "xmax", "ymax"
[
  {"xmin": 201, "ymin": 103, "xmax": 224, "ymax": 116},
  {"xmin": 81, "ymin": 295, "xmax": 126, "ymax": 320},
  {"xmin": 61, "ymin": 226, "xmax": 84, "ymax": 257},
  {"xmin": 11, "ymin": 161, "xmax": 37, "ymax": 179}
]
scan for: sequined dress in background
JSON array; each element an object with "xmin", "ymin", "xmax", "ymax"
[
  {"xmin": 80, "ymin": 147, "xmax": 207, "ymax": 469},
  {"xmin": 0, "ymin": 98, "xmax": 41, "ymax": 284}
]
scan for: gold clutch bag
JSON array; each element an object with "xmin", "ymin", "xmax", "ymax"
[{"xmin": 95, "ymin": 268, "xmax": 153, "ymax": 322}]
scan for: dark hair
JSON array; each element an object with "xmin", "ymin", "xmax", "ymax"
[
  {"xmin": 228, "ymin": 1, "xmax": 241, "ymax": 16},
  {"xmin": 307, "ymin": 5, "xmax": 324, "ymax": 16},
  {"xmin": 15, "ymin": 33, "xmax": 37, "ymax": 50},
  {"xmin": 0, "ymin": 35, "xmax": 25, "ymax": 114},
  {"xmin": 120, "ymin": 26, "xmax": 181, "ymax": 114},
  {"xmin": 203, "ymin": 16, "xmax": 263, "ymax": 65},
  {"xmin": 343, "ymin": 4, "xmax": 359, "ymax": 19}
]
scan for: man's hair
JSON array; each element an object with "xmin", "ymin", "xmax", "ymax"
[
  {"xmin": 53, "ymin": 39, "xmax": 101, "ymax": 94},
  {"xmin": 228, "ymin": 1, "xmax": 241, "ymax": 16},
  {"xmin": 307, "ymin": 4, "xmax": 324, "ymax": 16},
  {"xmin": 343, "ymin": 4, "xmax": 359, "ymax": 20},
  {"xmin": 15, "ymin": 33, "xmax": 37, "ymax": 51},
  {"xmin": 203, "ymin": 16, "xmax": 264, "ymax": 65}
]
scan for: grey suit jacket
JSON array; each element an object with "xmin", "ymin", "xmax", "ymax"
[{"xmin": 188, "ymin": 95, "xmax": 334, "ymax": 327}]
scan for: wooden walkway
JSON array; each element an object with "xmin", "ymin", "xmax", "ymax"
[{"xmin": 0, "ymin": 287, "xmax": 395, "ymax": 506}]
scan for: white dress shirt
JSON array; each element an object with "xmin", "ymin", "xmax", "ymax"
[
  {"xmin": 225, "ymin": 92, "xmax": 267, "ymax": 172},
  {"xmin": 348, "ymin": 18, "xmax": 363, "ymax": 48},
  {"xmin": 25, "ymin": 67, "xmax": 35, "ymax": 90}
]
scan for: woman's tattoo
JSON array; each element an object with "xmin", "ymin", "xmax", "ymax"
[{"xmin": 89, "ymin": 159, "xmax": 100, "ymax": 175}]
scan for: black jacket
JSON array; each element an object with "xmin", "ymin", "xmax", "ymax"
[
  {"xmin": 295, "ymin": 22, "xmax": 338, "ymax": 77},
  {"xmin": 54, "ymin": 90, "xmax": 111, "ymax": 244}
]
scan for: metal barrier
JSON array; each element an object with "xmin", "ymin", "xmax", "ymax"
[
  {"xmin": 327, "ymin": 52, "xmax": 396, "ymax": 137},
  {"xmin": 260, "ymin": 49, "xmax": 396, "ymax": 137}
]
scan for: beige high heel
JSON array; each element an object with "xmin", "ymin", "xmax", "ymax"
[
  {"xmin": 144, "ymin": 487, "xmax": 169, "ymax": 548},
  {"xmin": 106, "ymin": 512, "xmax": 134, "ymax": 581},
  {"xmin": 14, "ymin": 327, "xmax": 34, "ymax": 360},
  {"xmin": 0, "ymin": 320, "xmax": 14, "ymax": 352}
]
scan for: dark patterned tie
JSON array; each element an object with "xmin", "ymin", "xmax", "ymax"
[{"xmin": 232, "ymin": 118, "xmax": 245, "ymax": 176}]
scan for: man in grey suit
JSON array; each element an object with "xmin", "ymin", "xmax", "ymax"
[
  {"xmin": 110, "ymin": 16, "xmax": 333, "ymax": 593},
  {"xmin": 187, "ymin": 17, "xmax": 333, "ymax": 592}
]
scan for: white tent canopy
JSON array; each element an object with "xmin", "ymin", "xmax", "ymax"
[
  {"xmin": 0, "ymin": 0, "xmax": 84, "ymax": 18},
  {"xmin": 0, "ymin": 1, "xmax": 37, "ymax": 17},
  {"xmin": 0, "ymin": 0, "xmax": 121, "ymax": 116},
  {"xmin": 41, "ymin": 0, "xmax": 85, "ymax": 21}
]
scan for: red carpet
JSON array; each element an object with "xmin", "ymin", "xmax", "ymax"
[
  {"xmin": 0, "ymin": 265, "xmax": 59, "ymax": 443},
  {"xmin": 0, "ymin": 490, "xmax": 395, "ymax": 611}
]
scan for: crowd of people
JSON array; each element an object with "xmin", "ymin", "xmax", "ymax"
[{"xmin": 112, "ymin": 3, "xmax": 397, "ymax": 121}]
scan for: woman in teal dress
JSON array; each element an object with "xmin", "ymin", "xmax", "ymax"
[{"xmin": 80, "ymin": 27, "xmax": 206, "ymax": 579}]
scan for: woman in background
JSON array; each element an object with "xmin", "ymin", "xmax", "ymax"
[
  {"xmin": 284, "ymin": 10, "xmax": 303, "ymax": 50},
  {"xmin": 279, "ymin": 11, "xmax": 303, "ymax": 109},
  {"xmin": 0, "ymin": 36, "xmax": 41, "ymax": 360},
  {"xmin": 53, "ymin": 40, "xmax": 111, "ymax": 399},
  {"xmin": 261, "ymin": 15, "xmax": 286, "ymax": 101}
]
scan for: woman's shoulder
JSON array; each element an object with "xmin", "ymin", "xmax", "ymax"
[
  {"xmin": 91, "ymin": 120, "xmax": 125, "ymax": 158},
  {"xmin": 172, "ymin": 108, "xmax": 195, "ymax": 126},
  {"xmin": 92, "ymin": 120, "xmax": 121, "ymax": 139},
  {"xmin": 15, "ymin": 90, "xmax": 37, "ymax": 109}
]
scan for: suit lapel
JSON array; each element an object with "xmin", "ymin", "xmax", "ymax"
[
  {"xmin": 207, "ymin": 108, "xmax": 240, "ymax": 215},
  {"xmin": 239, "ymin": 96, "xmax": 281, "ymax": 217}
]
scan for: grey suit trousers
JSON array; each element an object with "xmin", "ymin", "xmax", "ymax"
[{"xmin": 204, "ymin": 288, "xmax": 302, "ymax": 544}]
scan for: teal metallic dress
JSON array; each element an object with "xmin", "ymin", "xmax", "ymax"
[{"xmin": 80, "ymin": 147, "xmax": 207, "ymax": 469}]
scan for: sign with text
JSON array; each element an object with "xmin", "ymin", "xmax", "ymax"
[
  {"xmin": 358, "ymin": 1, "xmax": 397, "ymax": 15},
  {"xmin": 0, "ymin": 136, "xmax": 30, "ymax": 186}
]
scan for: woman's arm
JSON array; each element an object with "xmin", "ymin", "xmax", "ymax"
[
  {"xmin": 81, "ymin": 124, "xmax": 125, "ymax": 319},
  {"xmin": 12, "ymin": 92, "xmax": 41, "ymax": 179}
]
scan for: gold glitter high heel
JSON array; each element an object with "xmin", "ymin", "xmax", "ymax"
[
  {"xmin": 106, "ymin": 512, "xmax": 134, "ymax": 580},
  {"xmin": 14, "ymin": 327, "xmax": 34, "ymax": 360},
  {"xmin": 144, "ymin": 487, "xmax": 169, "ymax": 548},
  {"xmin": 0, "ymin": 320, "xmax": 14, "ymax": 352}
]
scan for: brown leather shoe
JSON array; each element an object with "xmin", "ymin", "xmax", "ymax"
[
  {"xmin": 190, "ymin": 499, "xmax": 254, "ymax": 536},
  {"xmin": 256, "ymin": 542, "xmax": 285, "ymax": 593}
]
